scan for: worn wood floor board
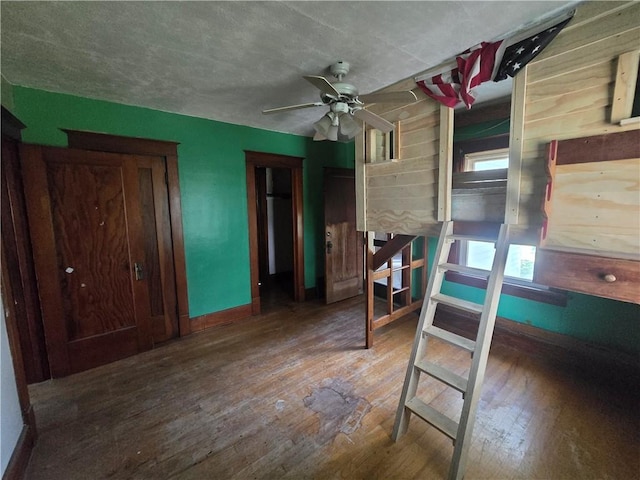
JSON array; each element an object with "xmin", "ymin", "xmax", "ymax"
[{"xmin": 25, "ymin": 291, "xmax": 640, "ymax": 479}]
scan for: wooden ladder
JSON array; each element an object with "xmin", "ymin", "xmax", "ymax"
[{"xmin": 392, "ymin": 221, "xmax": 510, "ymax": 480}]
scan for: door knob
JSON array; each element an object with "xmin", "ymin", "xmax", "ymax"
[{"xmin": 134, "ymin": 262, "xmax": 144, "ymax": 280}]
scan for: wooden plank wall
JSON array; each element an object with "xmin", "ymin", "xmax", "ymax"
[
  {"xmin": 511, "ymin": 1, "xmax": 640, "ymax": 243},
  {"xmin": 355, "ymin": 85, "xmax": 448, "ymax": 236},
  {"xmin": 451, "ymin": 169, "xmax": 508, "ymax": 223},
  {"xmin": 546, "ymin": 158, "xmax": 639, "ymax": 258}
]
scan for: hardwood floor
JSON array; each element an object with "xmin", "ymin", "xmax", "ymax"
[{"xmin": 25, "ymin": 293, "xmax": 639, "ymax": 479}]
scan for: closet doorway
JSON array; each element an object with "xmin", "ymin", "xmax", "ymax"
[{"xmin": 245, "ymin": 151, "xmax": 304, "ymax": 314}]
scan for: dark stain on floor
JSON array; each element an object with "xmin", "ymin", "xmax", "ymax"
[{"xmin": 303, "ymin": 378, "xmax": 371, "ymax": 444}]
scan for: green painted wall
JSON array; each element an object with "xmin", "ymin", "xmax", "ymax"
[
  {"xmin": 453, "ymin": 117, "xmax": 510, "ymax": 142},
  {"xmin": 12, "ymin": 86, "xmax": 353, "ymax": 318}
]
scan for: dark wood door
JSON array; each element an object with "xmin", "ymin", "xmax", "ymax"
[
  {"xmin": 324, "ymin": 168, "xmax": 363, "ymax": 304},
  {"xmin": 1, "ymin": 133, "xmax": 50, "ymax": 383},
  {"xmin": 136, "ymin": 156, "xmax": 179, "ymax": 343},
  {"xmin": 20, "ymin": 145, "xmax": 153, "ymax": 377}
]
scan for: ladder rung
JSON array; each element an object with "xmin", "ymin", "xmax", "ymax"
[
  {"xmin": 431, "ymin": 293, "xmax": 483, "ymax": 315},
  {"xmin": 447, "ymin": 233, "xmax": 497, "ymax": 244},
  {"xmin": 438, "ymin": 263, "xmax": 490, "ymax": 278},
  {"xmin": 405, "ymin": 397, "xmax": 458, "ymax": 441},
  {"xmin": 415, "ymin": 360, "xmax": 468, "ymax": 393},
  {"xmin": 423, "ymin": 325, "xmax": 476, "ymax": 352}
]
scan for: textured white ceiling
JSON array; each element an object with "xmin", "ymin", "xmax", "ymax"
[{"xmin": 1, "ymin": 1, "xmax": 577, "ymax": 137}]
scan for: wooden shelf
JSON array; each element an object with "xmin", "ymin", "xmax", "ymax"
[{"xmin": 366, "ymin": 234, "xmax": 429, "ymax": 348}]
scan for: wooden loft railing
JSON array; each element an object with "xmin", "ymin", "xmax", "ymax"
[{"xmin": 365, "ymin": 233, "xmax": 428, "ymax": 348}]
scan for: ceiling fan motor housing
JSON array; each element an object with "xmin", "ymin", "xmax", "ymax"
[
  {"xmin": 321, "ymin": 82, "xmax": 359, "ymax": 104},
  {"xmin": 327, "ymin": 61, "xmax": 358, "ymax": 100},
  {"xmin": 333, "ymin": 82, "xmax": 358, "ymax": 97},
  {"xmin": 330, "ymin": 61, "xmax": 350, "ymax": 79},
  {"xmin": 320, "ymin": 82, "xmax": 359, "ymax": 103}
]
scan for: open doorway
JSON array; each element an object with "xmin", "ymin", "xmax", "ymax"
[
  {"xmin": 245, "ymin": 151, "xmax": 304, "ymax": 315},
  {"xmin": 256, "ymin": 167, "xmax": 294, "ymax": 305}
]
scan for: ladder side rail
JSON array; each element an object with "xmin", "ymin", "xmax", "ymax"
[
  {"xmin": 448, "ymin": 223, "xmax": 511, "ymax": 480},
  {"xmin": 392, "ymin": 221, "xmax": 453, "ymax": 440}
]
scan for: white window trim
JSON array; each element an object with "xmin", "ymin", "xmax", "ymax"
[
  {"xmin": 463, "ymin": 148, "xmax": 509, "ymax": 171},
  {"xmin": 460, "ymin": 147, "xmax": 537, "ymax": 284}
]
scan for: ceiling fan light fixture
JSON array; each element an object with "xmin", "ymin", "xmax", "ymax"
[
  {"xmin": 313, "ymin": 113, "xmax": 333, "ymax": 137},
  {"xmin": 327, "ymin": 125, "xmax": 339, "ymax": 141},
  {"xmin": 313, "ymin": 131, "xmax": 327, "ymax": 141},
  {"xmin": 339, "ymin": 113, "xmax": 361, "ymax": 139}
]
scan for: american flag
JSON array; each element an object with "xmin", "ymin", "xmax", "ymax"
[
  {"xmin": 493, "ymin": 16, "xmax": 573, "ymax": 82},
  {"xmin": 416, "ymin": 14, "xmax": 573, "ymax": 109}
]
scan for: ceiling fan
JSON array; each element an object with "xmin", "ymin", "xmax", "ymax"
[{"xmin": 262, "ymin": 61, "xmax": 418, "ymax": 141}]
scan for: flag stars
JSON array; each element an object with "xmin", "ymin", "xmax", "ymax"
[{"xmin": 417, "ymin": 15, "xmax": 571, "ymax": 107}]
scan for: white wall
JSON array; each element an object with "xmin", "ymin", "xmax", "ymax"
[
  {"xmin": 269, "ymin": 197, "xmax": 293, "ymax": 274},
  {"xmin": 1, "ymin": 300, "xmax": 24, "ymax": 475},
  {"xmin": 266, "ymin": 168, "xmax": 293, "ymax": 275}
]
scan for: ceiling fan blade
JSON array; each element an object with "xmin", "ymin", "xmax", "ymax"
[
  {"xmin": 303, "ymin": 75, "xmax": 341, "ymax": 98},
  {"xmin": 353, "ymin": 109, "xmax": 394, "ymax": 133},
  {"xmin": 358, "ymin": 90, "xmax": 418, "ymax": 104},
  {"xmin": 262, "ymin": 102, "xmax": 324, "ymax": 114}
]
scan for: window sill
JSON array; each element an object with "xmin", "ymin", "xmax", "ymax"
[
  {"xmin": 445, "ymin": 271, "xmax": 567, "ymax": 307},
  {"xmin": 619, "ymin": 116, "xmax": 640, "ymax": 126}
]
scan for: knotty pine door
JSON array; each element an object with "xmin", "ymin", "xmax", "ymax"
[{"xmin": 20, "ymin": 145, "xmax": 164, "ymax": 377}]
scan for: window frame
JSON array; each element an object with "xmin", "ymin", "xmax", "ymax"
[
  {"xmin": 611, "ymin": 49, "xmax": 640, "ymax": 125},
  {"xmin": 449, "ymin": 137, "xmax": 567, "ymax": 307},
  {"xmin": 458, "ymin": 238, "xmax": 536, "ymax": 283},
  {"xmin": 366, "ymin": 123, "xmax": 399, "ymax": 163}
]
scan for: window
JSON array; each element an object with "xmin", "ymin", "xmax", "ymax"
[
  {"xmin": 460, "ymin": 149, "xmax": 535, "ymax": 283},
  {"xmin": 462, "ymin": 239, "xmax": 536, "ymax": 282},
  {"xmin": 449, "ymin": 145, "xmax": 566, "ymax": 305},
  {"xmin": 463, "ymin": 148, "xmax": 509, "ymax": 171},
  {"xmin": 632, "ymin": 60, "xmax": 640, "ymax": 118},
  {"xmin": 611, "ymin": 50, "xmax": 640, "ymax": 125},
  {"xmin": 366, "ymin": 126, "xmax": 397, "ymax": 163}
]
